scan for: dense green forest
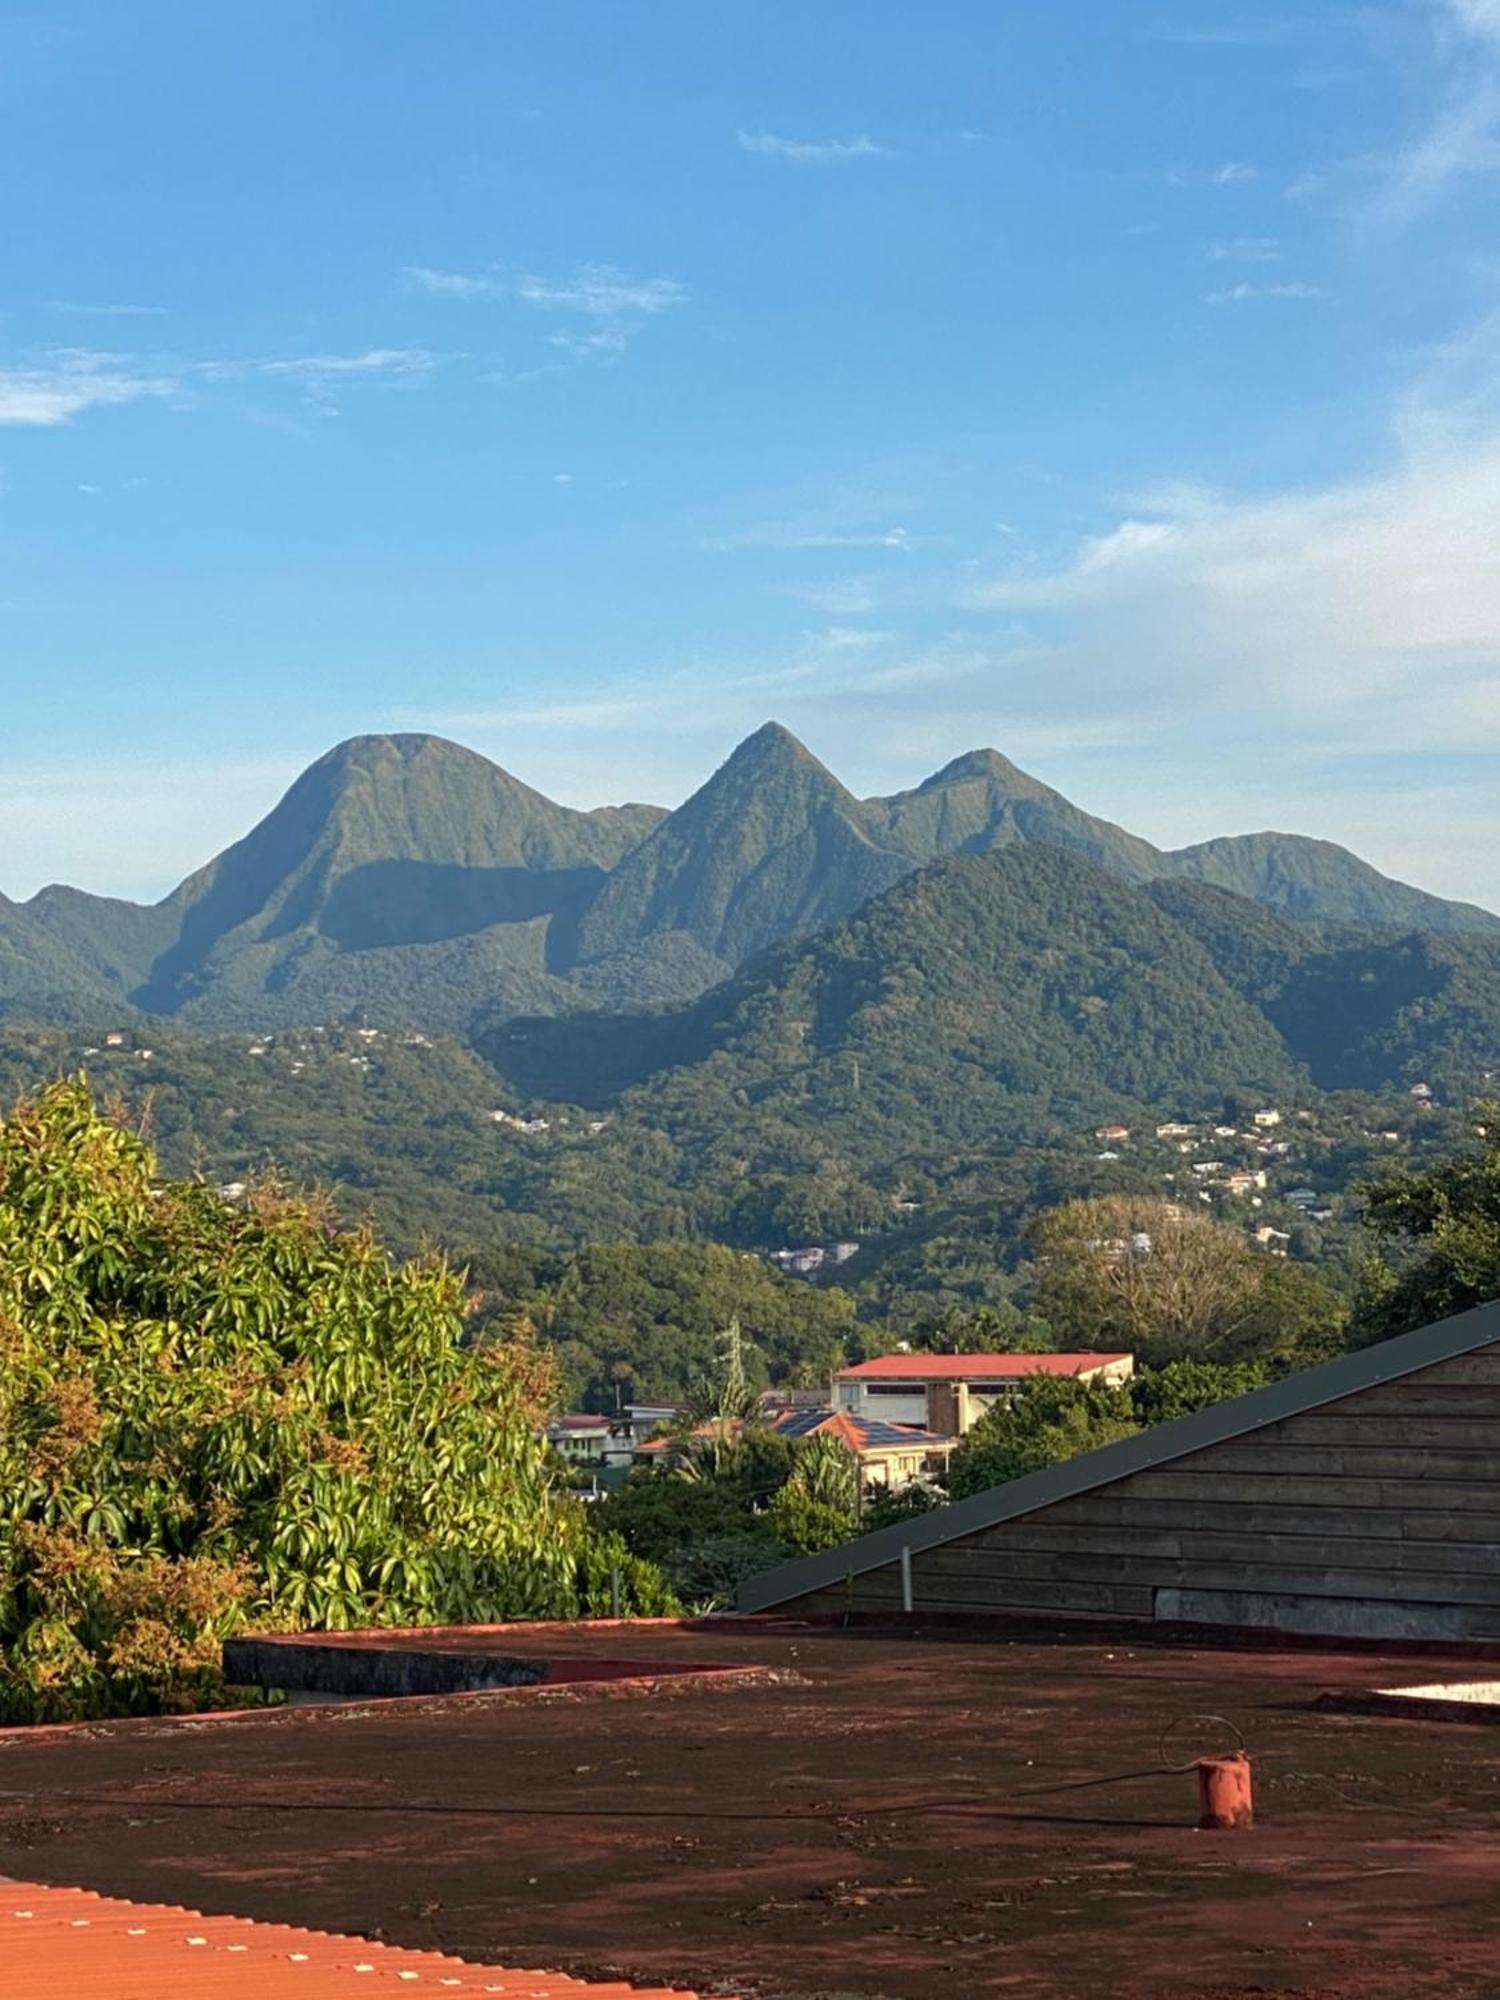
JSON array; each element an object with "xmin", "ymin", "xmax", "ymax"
[{"xmin": 2, "ymin": 810, "xmax": 1497, "ymax": 1412}]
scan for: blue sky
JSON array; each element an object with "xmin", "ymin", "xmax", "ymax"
[{"xmin": 4, "ymin": 0, "xmax": 1500, "ymax": 905}]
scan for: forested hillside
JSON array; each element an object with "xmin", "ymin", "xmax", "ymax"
[
  {"xmin": 3, "ymin": 834, "xmax": 1494, "ymax": 1401},
  {"xmin": 4, "ymin": 724, "xmax": 1495, "ymax": 1033}
]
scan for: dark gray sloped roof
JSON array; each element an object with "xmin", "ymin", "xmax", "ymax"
[{"xmin": 737, "ymin": 1295, "xmax": 1500, "ymax": 1613}]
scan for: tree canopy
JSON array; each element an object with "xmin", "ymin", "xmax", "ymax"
[
  {"xmin": 0, "ymin": 1078, "xmax": 669, "ymax": 1723},
  {"xmin": 1030, "ymin": 1194, "xmax": 1346, "ymax": 1366},
  {"xmin": 1354, "ymin": 1110, "xmax": 1500, "ymax": 1344}
]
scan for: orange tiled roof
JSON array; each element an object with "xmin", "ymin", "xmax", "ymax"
[{"xmin": 0, "ymin": 1881, "xmax": 733, "ymax": 1998}]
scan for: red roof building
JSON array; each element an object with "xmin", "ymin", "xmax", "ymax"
[{"xmin": 834, "ymin": 1351, "xmax": 1134, "ymax": 1435}]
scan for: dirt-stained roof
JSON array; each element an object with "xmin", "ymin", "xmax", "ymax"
[{"xmin": 4, "ymin": 1616, "xmax": 1500, "ymax": 1999}]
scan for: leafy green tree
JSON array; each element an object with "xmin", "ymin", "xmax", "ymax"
[
  {"xmin": 0, "ymin": 1079, "xmax": 670, "ymax": 1723},
  {"xmin": 1030, "ymin": 1196, "xmax": 1264, "ymax": 1364},
  {"xmin": 1232, "ymin": 1258, "xmax": 1349, "ymax": 1371},
  {"xmin": 947, "ymin": 1376, "xmax": 1140, "ymax": 1500},
  {"xmin": 471, "ymin": 1240, "xmax": 854, "ymax": 1409},
  {"xmin": 1130, "ymin": 1357, "xmax": 1268, "ymax": 1426},
  {"xmin": 1354, "ymin": 1112, "xmax": 1500, "ymax": 1344},
  {"xmin": 902, "ymin": 1301, "xmax": 1055, "ymax": 1354},
  {"xmin": 766, "ymin": 1434, "xmax": 859, "ymax": 1554}
]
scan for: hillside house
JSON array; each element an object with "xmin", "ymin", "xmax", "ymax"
[
  {"xmin": 545, "ymin": 1414, "xmax": 613, "ymax": 1465},
  {"xmin": 742, "ymin": 1296, "xmax": 1500, "ymax": 1643},
  {"xmin": 1094, "ymin": 1123, "xmax": 1130, "ymax": 1143},
  {"xmin": 833, "ymin": 1352, "xmax": 1134, "ymax": 1437},
  {"xmin": 771, "ymin": 1407, "xmax": 955, "ymax": 1493},
  {"xmin": 1155, "ymin": 1121, "xmax": 1197, "ymax": 1139},
  {"xmin": 1253, "ymin": 1109, "xmax": 1282, "ymax": 1128}
]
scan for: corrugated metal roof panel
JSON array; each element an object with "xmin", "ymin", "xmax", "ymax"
[
  {"xmin": 836, "ymin": 1352, "xmax": 1130, "ymax": 1380},
  {"xmin": 0, "ymin": 1883, "xmax": 735, "ymax": 1998}
]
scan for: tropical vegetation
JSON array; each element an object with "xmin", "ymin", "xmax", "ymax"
[{"xmin": 0, "ymin": 1080, "xmax": 669, "ymax": 1723}]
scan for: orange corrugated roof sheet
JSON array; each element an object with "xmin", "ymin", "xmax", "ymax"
[
  {"xmin": 0, "ymin": 1881, "xmax": 728, "ymax": 1998},
  {"xmin": 836, "ymin": 1351, "xmax": 1130, "ymax": 1380}
]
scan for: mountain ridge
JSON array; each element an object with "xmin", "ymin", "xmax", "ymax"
[{"xmin": 5, "ymin": 723, "xmax": 1496, "ymax": 1033}]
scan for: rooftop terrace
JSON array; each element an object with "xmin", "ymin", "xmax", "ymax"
[{"xmin": 4, "ymin": 1617, "xmax": 1500, "ymax": 1999}]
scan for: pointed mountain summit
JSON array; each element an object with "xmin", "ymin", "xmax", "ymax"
[
  {"xmin": 23, "ymin": 734, "xmax": 666, "ymax": 1030},
  {"xmin": 871, "ymin": 747, "xmax": 1163, "ymax": 878},
  {"xmin": 7, "ymin": 721, "xmax": 1499, "ymax": 1035},
  {"xmin": 567, "ymin": 722, "xmax": 912, "ymax": 980}
]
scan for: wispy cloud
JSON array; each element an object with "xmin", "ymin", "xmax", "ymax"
[
  {"xmin": 404, "ymin": 261, "xmax": 685, "ymax": 366},
  {"xmin": 736, "ymin": 128, "xmax": 893, "ymax": 164},
  {"xmin": 1364, "ymin": 0, "xmax": 1500, "ymax": 222},
  {"xmin": 1210, "ymin": 236, "xmax": 1283, "ymax": 260},
  {"xmin": 403, "ymin": 266, "xmax": 492, "ymax": 300},
  {"xmin": 200, "ymin": 347, "xmax": 443, "ymax": 416},
  {"xmin": 959, "ymin": 316, "xmax": 1500, "ymax": 768},
  {"xmin": 405, "ymin": 262, "xmax": 685, "ymax": 316},
  {"xmin": 713, "ymin": 524, "xmax": 914, "ymax": 552},
  {"xmin": 0, "ymin": 350, "xmax": 175, "ymax": 427},
  {"xmin": 781, "ymin": 574, "xmax": 885, "ymax": 615},
  {"xmin": 1169, "ymin": 160, "xmax": 1259, "ymax": 187},
  {"xmin": 513, "ymin": 266, "xmax": 686, "ymax": 315},
  {"xmin": 1204, "ymin": 278, "xmax": 1323, "ymax": 302},
  {"xmin": 42, "ymin": 300, "xmax": 167, "ymax": 318},
  {"xmin": 257, "ymin": 348, "xmax": 439, "ymax": 381}
]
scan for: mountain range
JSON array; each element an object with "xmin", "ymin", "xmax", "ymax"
[{"xmin": 5, "ymin": 723, "xmax": 1497, "ymax": 1034}]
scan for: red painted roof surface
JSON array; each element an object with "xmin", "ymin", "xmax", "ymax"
[
  {"xmin": 836, "ymin": 1351, "xmax": 1131, "ymax": 1380},
  {"xmin": 12, "ymin": 1620, "xmax": 1500, "ymax": 1998},
  {"xmin": 0, "ymin": 1882, "xmax": 732, "ymax": 1997}
]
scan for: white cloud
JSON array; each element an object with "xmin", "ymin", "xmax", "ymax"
[
  {"xmin": 404, "ymin": 266, "xmax": 492, "ymax": 299},
  {"xmin": 1210, "ymin": 237, "xmax": 1283, "ymax": 260},
  {"xmin": 512, "ymin": 266, "xmax": 685, "ymax": 315},
  {"xmin": 961, "ymin": 345, "xmax": 1500, "ymax": 765},
  {"xmin": 714, "ymin": 524, "xmax": 913, "ymax": 551},
  {"xmin": 214, "ymin": 348, "xmax": 444, "ymax": 415},
  {"xmin": 1449, "ymin": 0, "xmax": 1500, "ymax": 44},
  {"xmin": 781, "ymin": 575, "xmax": 884, "ymax": 614},
  {"xmin": 43, "ymin": 301, "xmax": 167, "ymax": 318},
  {"xmin": 258, "ymin": 348, "xmax": 439, "ymax": 382},
  {"xmin": 1204, "ymin": 278, "xmax": 1323, "ymax": 302},
  {"xmin": 1367, "ymin": 0, "xmax": 1500, "ymax": 221},
  {"xmin": 1211, "ymin": 160, "xmax": 1259, "ymax": 184},
  {"xmin": 405, "ymin": 262, "xmax": 685, "ymax": 316},
  {"xmin": 0, "ymin": 351, "xmax": 174, "ymax": 427},
  {"xmin": 736, "ymin": 128, "xmax": 893, "ymax": 164}
]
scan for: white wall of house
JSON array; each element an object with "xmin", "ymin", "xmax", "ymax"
[{"xmin": 835, "ymin": 1381, "xmax": 929, "ymax": 1425}]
